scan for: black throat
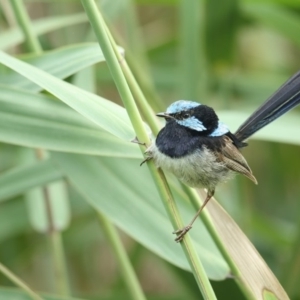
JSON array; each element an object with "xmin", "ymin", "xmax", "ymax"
[{"xmin": 155, "ymin": 120, "xmax": 227, "ymax": 158}]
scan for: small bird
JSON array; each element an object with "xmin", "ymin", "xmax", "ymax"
[{"xmin": 144, "ymin": 71, "xmax": 300, "ymax": 242}]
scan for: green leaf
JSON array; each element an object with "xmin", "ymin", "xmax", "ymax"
[
  {"xmin": 0, "ymin": 13, "xmax": 87, "ymax": 50},
  {"xmin": 0, "ymin": 85, "xmax": 141, "ymax": 157},
  {"xmin": 0, "ymin": 159, "xmax": 63, "ymax": 202},
  {"xmin": 52, "ymin": 152, "xmax": 230, "ymax": 280},
  {"xmin": 205, "ymin": 194, "xmax": 289, "ymax": 300},
  {"xmin": 242, "ymin": 3, "xmax": 300, "ymax": 47},
  {"xmin": 0, "ymin": 50, "xmax": 134, "ymax": 141},
  {"xmin": 0, "ymin": 43, "xmax": 105, "ymax": 92}
]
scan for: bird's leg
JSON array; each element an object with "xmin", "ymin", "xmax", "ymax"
[
  {"xmin": 140, "ymin": 156, "xmax": 153, "ymax": 166},
  {"xmin": 173, "ymin": 189, "xmax": 214, "ymax": 243},
  {"xmin": 131, "ymin": 137, "xmax": 154, "ymax": 166}
]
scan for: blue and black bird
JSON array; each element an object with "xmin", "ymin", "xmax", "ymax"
[{"xmin": 145, "ymin": 71, "xmax": 300, "ymax": 242}]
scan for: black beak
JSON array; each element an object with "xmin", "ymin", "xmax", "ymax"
[{"xmin": 156, "ymin": 112, "xmax": 173, "ymax": 119}]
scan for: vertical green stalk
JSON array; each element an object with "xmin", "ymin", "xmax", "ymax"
[
  {"xmin": 120, "ymin": 0, "xmax": 162, "ymax": 111},
  {"xmin": 97, "ymin": 212, "xmax": 147, "ymax": 300},
  {"xmin": 10, "ymin": 0, "xmax": 42, "ymax": 54},
  {"xmin": 186, "ymin": 188, "xmax": 254, "ymax": 300},
  {"xmin": 49, "ymin": 232, "xmax": 71, "ymax": 296},
  {"xmin": 81, "ymin": 1, "xmax": 217, "ymax": 299},
  {"xmin": 179, "ymin": 0, "xmax": 206, "ymax": 100},
  {"xmin": 0, "ymin": 262, "xmax": 45, "ymax": 300},
  {"xmin": 10, "ymin": 1, "xmax": 70, "ymax": 296},
  {"xmin": 104, "ymin": 26, "xmax": 160, "ymax": 135}
]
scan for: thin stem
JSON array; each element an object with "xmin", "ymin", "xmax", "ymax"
[
  {"xmin": 186, "ymin": 187, "xmax": 255, "ymax": 300},
  {"xmin": 81, "ymin": 1, "xmax": 217, "ymax": 298},
  {"xmin": 97, "ymin": 212, "xmax": 147, "ymax": 300},
  {"xmin": 104, "ymin": 26, "xmax": 160, "ymax": 136},
  {"xmin": 10, "ymin": 0, "xmax": 42, "ymax": 53},
  {"xmin": 10, "ymin": 2, "xmax": 71, "ymax": 295},
  {"xmin": 118, "ymin": 0, "xmax": 162, "ymax": 111},
  {"xmin": 81, "ymin": 1, "xmax": 147, "ymax": 143},
  {"xmin": 35, "ymin": 150, "xmax": 71, "ymax": 296},
  {"xmin": 49, "ymin": 232, "xmax": 71, "ymax": 296},
  {"xmin": 0, "ymin": 262, "xmax": 45, "ymax": 300}
]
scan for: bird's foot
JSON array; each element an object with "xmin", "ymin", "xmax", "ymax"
[
  {"xmin": 140, "ymin": 156, "xmax": 153, "ymax": 166},
  {"xmin": 173, "ymin": 225, "xmax": 192, "ymax": 243},
  {"xmin": 131, "ymin": 136, "xmax": 146, "ymax": 146}
]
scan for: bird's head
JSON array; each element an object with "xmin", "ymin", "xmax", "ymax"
[{"xmin": 156, "ymin": 100, "xmax": 229, "ymax": 137}]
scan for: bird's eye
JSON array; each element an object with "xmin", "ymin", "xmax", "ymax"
[{"xmin": 183, "ymin": 113, "xmax": 190, "ymax": 118}]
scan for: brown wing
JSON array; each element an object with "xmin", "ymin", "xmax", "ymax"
[{"xmin": 217, "ymin": 136, "xmax": 257, "ymax": 184}]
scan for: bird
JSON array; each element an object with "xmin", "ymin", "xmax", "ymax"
[{"xmin": 144, "ymin": 71, "xmax": 300, "ymax": 242}]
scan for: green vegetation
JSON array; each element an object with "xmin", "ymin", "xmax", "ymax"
[{"xmin": 0, "ymin": 0, "xmax": 299, "ymax": 299}]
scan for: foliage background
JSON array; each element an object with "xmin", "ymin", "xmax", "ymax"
[{"xmin": 0, "ymin": 0, "xmax": 300, "ymax": 299}]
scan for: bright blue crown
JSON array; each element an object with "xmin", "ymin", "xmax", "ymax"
[
  {"xmin": 166, "ymin": 100, "xmax": 229, "ymax": 136},
  {"xmin": 166, "ymin": 100, "xmax": 200, "ymax": 114}
]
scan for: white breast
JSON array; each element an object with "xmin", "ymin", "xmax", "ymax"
[{"xmin": 147, "ymin": 143, "xmax": 233, "ymax": 190}]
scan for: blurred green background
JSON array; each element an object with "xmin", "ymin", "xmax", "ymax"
[{"xmin": 0, "ymin": 0, "xmax": 300, "ymax": 299}]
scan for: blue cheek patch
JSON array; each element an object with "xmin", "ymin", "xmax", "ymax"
[
  {"xmin": 167, "ymin": 100, "xmax": 200, "ymax": 114},
  {"xmin": 177, "ymin": 116, "xmax": 207, "ymax": 131},
  {"xmin": 209, "ymin": 121, "xmax": 229, "ymax": 136}
]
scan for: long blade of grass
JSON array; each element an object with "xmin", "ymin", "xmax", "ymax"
[
  {"xmin": 0, "ymin": 85, "xmax": 141, "ymax": 157},
  {"xmin": 0, "ymin": 43, "xmax": 105, "ymax": 92},
  {"xmin": 0, "ymin": 50, "xmax": 135, "ymax": 140},
  {"xmin": 201, "ymin": 191, "xmax": 289, "ymax": 300},
  {"xmin": 0, "ymin": 263, "xmax": 44, "ymax": 300},
  {"xmin": 0, "ymin": 159, "xmax": 63, "ymax": 202},
  {"xmin": 0, "ymin": 13, "xmax": 87, "ymax": 50}
]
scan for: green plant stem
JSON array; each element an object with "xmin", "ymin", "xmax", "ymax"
[
  {"xmin": 10, "ymin": 0, "xmax": 42, "ymax": 53},
  {"xmin": 36, "ymin": 151, "xmax": 71, "ymax": 297},
  {"xmin": 104, "ymin": 26, "xmax": 160, "ymax": 136},
  {"xmin": 115, "ymin": 0, "xmax": 162, "ymax": 111},
  {"xmin": 0, "ymin": 262, "xmax": 44, "ymax": 300},
  {"xmin": 81, "ymin": 2, "xmax": 217, "ymax": 298},
  {"xmin": 109, "ymin": 26, "xmax": 162, "ymax": 112},
  {"xmin": 49, "ymin": 231, "xmax": 71, "ymax": 296},
  {"xmin": 81, "ymin": 1, "xmax": 147, "ymax": 143},
  {"xmin": 10, "ymin": 2, "xmax": 71, "ymax": 296},
  {"xmin": 97, "ymin": 212, "xmax": 147, "ymax": 300},
  {"xmin": 187, "ymin": 188, "xmax": 254, "ymax": 300}
]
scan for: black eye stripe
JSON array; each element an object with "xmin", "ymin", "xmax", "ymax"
[{"xmin": 175, "ymin": 109, "xmax": 194, "ymax": 120}]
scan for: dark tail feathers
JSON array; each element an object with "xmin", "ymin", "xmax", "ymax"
[{"xmin": 235, "ymin": 71, "xmax": 300, "ymax": 142}]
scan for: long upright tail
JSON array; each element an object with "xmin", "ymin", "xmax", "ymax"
[{"xmin": 235, "ymin": 71, "xmax": 300, "ymax": 142}]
